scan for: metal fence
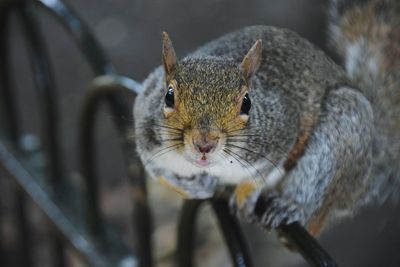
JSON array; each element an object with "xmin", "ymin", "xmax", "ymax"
[{"xmin": 0, "ymin": 0, "xmax": 338, "ymax": 266}]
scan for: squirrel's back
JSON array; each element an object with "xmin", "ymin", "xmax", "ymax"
[{"xmin": 330, "ymin": 0, "xmax": 400, "ymax": 202}]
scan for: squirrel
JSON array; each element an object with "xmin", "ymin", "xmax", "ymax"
[{"xmin": 133, "ymin": 0, "xmax": 400, "ymax": 236}]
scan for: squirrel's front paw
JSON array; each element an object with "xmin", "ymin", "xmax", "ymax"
[
  {"xmin": 229, "ymin": 182, "xmax": 262, "ymax": 224},
  {"xmin": 230, "ymin": 183, "xmax": 305, "ymax": 229},
  {"xmin": 254, "ymin": 191, "xmax": 305, "ymax": 229}
]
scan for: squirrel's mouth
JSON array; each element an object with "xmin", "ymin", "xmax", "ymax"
[
  {"xmin": 194, "ymin": 157, "xmax": 210, "ymax": 167},
  {"xmin": 191, "ymin": 152, "xmax": 216, "ymax": 167}
]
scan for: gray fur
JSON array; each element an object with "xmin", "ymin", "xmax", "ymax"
[
  {"xmin": 134, "ymin": 17, "xmax": 396, "ymax": 231},
  {"xmin": 330, "ymin": 0, "xmax": 400, "ymax": 204}
]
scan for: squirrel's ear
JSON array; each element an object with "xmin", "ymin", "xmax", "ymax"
[
  {"xmin": 162, "ymin": 32, "xmax": 177, "ymax": 77},
  {"xmin": 240, "ymin": 39, "xmax": 262, "ymax": 80}
]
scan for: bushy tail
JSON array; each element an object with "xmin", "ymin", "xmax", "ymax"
[{"xmin": 329, "ymin": 0, "xmax": 400, "ymax": 202}]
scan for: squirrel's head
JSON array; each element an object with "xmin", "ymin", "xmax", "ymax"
[{"xmin": 159, "ymin": 32, "xmax": 262, "ymax": 168}]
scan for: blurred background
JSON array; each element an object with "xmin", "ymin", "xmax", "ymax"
[{"xmin": 1, "ymin": 0, "xmax": 400, "ymax": 266}]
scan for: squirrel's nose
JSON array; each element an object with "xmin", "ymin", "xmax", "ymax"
[
  {"xmin": 196, "ymin": 143, "xmax": 214, "ymax": 154},
  {"xmin": 193, "ymin": 138, "xmax": 218, "ymax": 154}
]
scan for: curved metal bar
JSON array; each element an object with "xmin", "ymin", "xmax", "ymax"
[
  {"xmin": 79, "ymin": 75, "xmax": 152, "ymax": 267},
  {"xmin": 35, "ymin": 0, "xmax": 115, "ymax": 76},
  {"xmin": 13, "ymin": 0, "xmax": 68, "ymax": 265},
  {"xmin": 176, "ymin": 198, "xmax": 254, "ymax": 267},
  {"xmin": 179, "ymin": 187, "xmax": 337, "ymax": 267},
  {"xmin": 278, "ymin": 223, "xmax": 338, "ymax": 267},
  {"xmin": 34, "ymin": 0, "xmax": 142, "ymax": 94},
  {"xmin": 0, "ymin": 142, "xmax": 112, "ymax": 267},
  {"xmin": 16, "ymin": 0, "xmax": 64, "ymax": 194},
  {"xmin": 176, "ymin": 199, "xmax": 204, "ymax": 267},
  {"xmin": 1, "ymin": 2, "xmax": 38, "ymax": 266},
  {"xmin": 217, "ymin": 187, "xmax": 338, "ymax": 267},
  {"xmin": 211, "ymin": 198, "xmax": 254, "ymax": 267}
]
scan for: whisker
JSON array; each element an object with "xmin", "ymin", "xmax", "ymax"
[
  {"xmin": 226, "ymin": 139, "xmax": 287, "ymax": 155},
  {"xmin": 144, "ymin": 143, "xmax": 182, "ymax": 166},
  {"xmin": 225, "ymin": 143, "xmax": 282, "ymax": 177},
  {"xmin": 223, "ymin": 148, "xmax": 262, "ymax": 188}
]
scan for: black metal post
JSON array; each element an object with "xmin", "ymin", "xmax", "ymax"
[
  {"xmin": 0, "ymin": 2, "xmax": 32, "ymax": 266},
  {"xmin": 212, "ymin": 198, "xmax": 254, "ymax": 267},
  {"xmin": 176, "ymin": 199, "xmax": 204, "ymax": 267},
  {"xmin": 16, "ymin": 0, "xmax": 64, "ymax": 193},
  {"xmin": 177, "ymin": 198, "xmax": 254, "ymax": 267},
  {"xmin": 278, "ymin": 223, "xmax": 338, "ymax": 267},
  {"xmin": 13, "ymin": 0, "xmax": 67, "ymax": 265},
  {"xmin": 112, "ymin": 93, "xmax": 152, "ymax": 267},
  {"xmin": 0, "ymin": 1, "xmax": 19, "ymax": 143},
  {"xmin": 16, "ymin": 191, "xmax": 33, "ymax": 267},
  {"xmin": 0, "ymin": 3, "xmax": 9, "ymax": 264},
  {"xmin": 79, "ymin": 76, "xmax": 152, "ymax": 267}
]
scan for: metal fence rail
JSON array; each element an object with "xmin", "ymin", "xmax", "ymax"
[{"xmin": 0, "ymin": 0, "xmax": 338, "ymax": 266}]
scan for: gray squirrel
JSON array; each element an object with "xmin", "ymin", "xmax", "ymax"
[{"xmin": 133, "ymin": 0, "xmax": 400, "ymax": 235}]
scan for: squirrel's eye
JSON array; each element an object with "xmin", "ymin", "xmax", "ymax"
[
  {"xmin": 240, "ymin": 93, "xmax": 251, "ymax": 115},
  {"xmin": 165, "ymin": 86, "xmax": 175, "ymax": 108}
]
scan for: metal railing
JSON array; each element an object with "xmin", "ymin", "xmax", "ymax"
[{"xmin": 0, "ymin": 0, "xmax": 338, "ymax": 266}]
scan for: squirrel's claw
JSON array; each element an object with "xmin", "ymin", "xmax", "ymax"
[
  {"xmin": 230, "ymin": 188, "xmax": 306, "ymax": 230},
  {"xmin": 256, "ymin": 191, "xmax": 305, "ymax": 229}
]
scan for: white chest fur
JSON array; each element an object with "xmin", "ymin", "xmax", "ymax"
[{"xmin": 151, "ymin": 149, "xmax": 284, "ymax": 187}]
